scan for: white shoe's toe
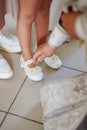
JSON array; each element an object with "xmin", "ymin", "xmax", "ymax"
[
  {"xmin": 0, "ymin": 31, "xmax": 21, "ymax": 53},
  {"xmin": 44, "ymin": 54, "xmax": 62, "ymax": 69},
  {"xmin": 20, "ymin": 56, "xmax": 44, "ymax": 81},
  {"xmin": 0, "ymin": 54, "xmax": 13, "ymax": 79}
]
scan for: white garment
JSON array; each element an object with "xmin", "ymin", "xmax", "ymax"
[
  {"xmin": 75, "ymin": 12, "xmax": 87, "ymax": 42},
  {"xmin": 49, "ymin": 0, "xmax": 64, "ymax": 30},
  {"xmin": 40, "ymin": 73, "xmax": 87, "ymax": 130}
]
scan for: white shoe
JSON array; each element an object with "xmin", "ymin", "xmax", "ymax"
[
  {"xmin": 44, "ymin": 54, "xmax": 62, "ymax": 69},
  {"xmin": 0, "ymin": 53, "xmax": 13, "ymax": 79},
  {"xmin": 0, "ymin": 30, "xmax": 21, "ymax": 53},
  {"xmin": 20, "ymin": 56, "xmax": 44, "ymax": 81}
]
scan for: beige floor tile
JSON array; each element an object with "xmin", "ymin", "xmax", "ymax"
[
  {"xmin": 0, "ymin": 112, "xmax": 5, "ymax": 123},
  {"xmin": 41, "ymin": 63, "xmax": 82, "ymax": 81},
  {"xmin": 10, "ymin": 66, "xmax": 81, "ymax": 123},
  {"xmin": 56, "ymin": 39, "xmax": 87, "ymax": 72},
  {"xmin": 10, "ymin": 79, "xmax": 43, "ymax": 123},
  {"xmin": 0, "ymin": 52, "xmax": 26, "ymax": 111},
  {"xmin": 0, "ymin": 114, "xmax": 43, "ymax": 130}
]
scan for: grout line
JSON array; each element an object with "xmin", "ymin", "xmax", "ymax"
[
  {"xmin": 1, "ymin": 65, "xmax": 84, "ymax": 127},
  {"xmin": 8, "ymin": 76, "xmax": 27, "ymax": 111},
  {"xmin": 62, "ymin": 65, "xmax": 86, "ymax": 72},
  {"xmin": 8, "ymin": 112, "xmax": 43, "ymax": 125},
  {"xmin": 0, "ymin": 76, "xmax": 27, "ymax": 127},
  {"xmin": 0, "ymin": 110, "xmax": 43, "ymax": 126},
  {"xmin": 0, "ymin": 113, "xmax": 7, "ymax": 127},
  {"xmin": 0, "ymin": 110, "xmax": 7, "ymax": 114}
]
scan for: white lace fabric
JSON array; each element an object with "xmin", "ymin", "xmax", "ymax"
[{"xmin": 40, "ymin": 73, "xmax": 87, "ymax": 130}]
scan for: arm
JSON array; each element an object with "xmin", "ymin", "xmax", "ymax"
[
  {"xmin": 33, "ymin": 11, "xmax": 84, "ymax": 64},
  {"xmin": 33, "ymin": 24, "xmax": 69, "ymax": 64}
]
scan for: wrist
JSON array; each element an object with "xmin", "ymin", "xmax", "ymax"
[
  {"xmin": 47, "ymin": 42, "xmax": 56, "ymax": 49},
  {"xmin": 47, "ymin": 43, "xmax": 56, "ymax": 54}
]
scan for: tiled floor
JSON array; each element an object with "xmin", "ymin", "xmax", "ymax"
[{"xmin": 0, "ymin": 14, "xmax": 87, "ymax": 130}]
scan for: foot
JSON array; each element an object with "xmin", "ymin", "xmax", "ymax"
[
  {"xmin": 20, "ymin": 56, "xmax": 44, "ymax": 81},
  {"xmin": 0, "ymin": 53, "xmax": 13, "ymax": 79},
  {"xmin": 44, "ymin": 54, "xmax": 62, "ymax": 69},
  {"xmin": 0, "ymin": 30, "xmax": 21, "ymax": 53}
]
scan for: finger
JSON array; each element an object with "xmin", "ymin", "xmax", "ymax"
[
  {"xmin": 38, "ymin": 55, "xmax": 45, "ymax": 62},
  {"xmin": 33, "ymin": 51, "xmax": 41, "ymax": 63}
]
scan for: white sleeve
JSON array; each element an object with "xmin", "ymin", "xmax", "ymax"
[
  {"xmin": 75, "ymin": 13, "xmax": 87, "ymax": 41},
  {"xmin": 48, "ymin": 24, "xmax": 70, "ymax": 48}
]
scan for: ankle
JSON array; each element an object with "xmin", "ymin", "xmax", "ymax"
[
  {"xmin": 37, "ymin": 38, "xmax": 47, "ymax": 47},
  {"xmin": 22, "ymin": 53, "xmax": 33, "ymax": 61}
]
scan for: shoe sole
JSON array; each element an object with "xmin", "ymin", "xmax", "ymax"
[
  {"xmin": 44, "ymin": 60, "xmax": 62, "ymax": 69},
  {"xmin": 0, "ymin": 72, "xmax": 13, "ymax": 79},
  {"xmin": 0, "ymin": 45, "xmax": 21, "ymax": 53}
]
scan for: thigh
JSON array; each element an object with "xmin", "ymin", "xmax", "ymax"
[
  {"xmin": 39, "ymin": 0, "xmax": 52, "ymax": 13},
  {"xmin": 19, "ymin": 0, "xmax": 41, "ymax": 16}
]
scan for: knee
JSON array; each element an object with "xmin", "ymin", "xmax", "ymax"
[
  {"xmin": 38, "ymin": 5, "xmax": 50, "ymax": 17},
  {"xmin": 19, "ymin": 12, "xmax": 36, "ymax": 24}
]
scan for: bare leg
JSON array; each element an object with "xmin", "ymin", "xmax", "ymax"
[
  {"xmin": 35, "ymin": 0, "xmax": 52, "ymax": 46},
  {"xmin": 34, "ymin": 0, "xmax": 62, "ymax": 70},
  {"xmin": 17, "ymin": 0, "xmax": 41, "ymax": 61}
]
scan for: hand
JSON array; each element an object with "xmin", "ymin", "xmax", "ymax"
[{"xmin": 33, "ymin": 43, "xmax": 56, "ymax": 64}]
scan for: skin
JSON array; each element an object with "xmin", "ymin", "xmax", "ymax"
[
  {"xmin": 17, "ymin": 0, "xmax": 52, "ymax": 67},
  {"xmin": 33, "ymin": 11, "xmax": 82, "ymax": 64},
  {"xmin": 61, "ymin": 11, "xmax": 81, "ymax": 39}
]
